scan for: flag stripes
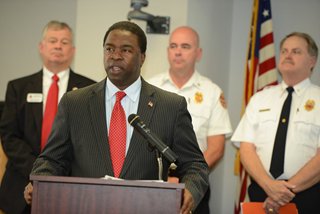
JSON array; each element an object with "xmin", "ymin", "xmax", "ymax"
[{"xmin": 234, "ymin": 0, "xmax": 278, "ymax": 213}]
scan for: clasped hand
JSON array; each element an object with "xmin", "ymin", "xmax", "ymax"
[{"xmin": 263, "ymin": 180, "xmax": 296, "ymax": 214}]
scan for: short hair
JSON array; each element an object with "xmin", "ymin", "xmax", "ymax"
[
  {"xmin": 103, "ymin": 21, "xmax": 147, "ymax": 54},
  {"xmin": 41, "ymin": 20, "xmax": 73, "ymax": 43},
  {"xmin": 280, "ymin": 32, "xmax": 318, "ymax": 59}
]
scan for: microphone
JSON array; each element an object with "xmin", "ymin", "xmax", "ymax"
[{"xmin": 128, "ymin": 114, "xmax": 178, "ymax": 163}]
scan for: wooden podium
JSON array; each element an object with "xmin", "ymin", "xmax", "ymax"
[{"xmin": 30, "ymin": 175, "xmax": 185, "ymax": 214}]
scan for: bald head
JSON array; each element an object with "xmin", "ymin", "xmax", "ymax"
[{"xmin": 170, "ymin": 26, "xmax": 200, "ymax": 48}]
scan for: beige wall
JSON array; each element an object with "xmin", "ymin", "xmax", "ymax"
[
  {"xmin": 0, "ymin": 1, "xmax": 319, "ymax": 213},
  {"xmin": 74, "ymin": 0, "xmax": 188, "ymax": 82}
]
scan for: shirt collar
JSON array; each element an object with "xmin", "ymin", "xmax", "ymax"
[
  {"xmin": 106, "ymin": 77, "xmax": 141, "ymax": 102},
  {"xmin": 43, "ymin": 66, "xmax": 69, "ymax": 80},
  {"xmin": 159, "ymin": 71, "xmax": 172, "ymax": 85},
  {"xmin": 183, "ymin": 70, "xmax": 202, "ymax": 89},
  {"xmin": 292, "ymin": 78, "xmax": 311, "ymax": 97},
  {"xmin": 161, "ymin": 70, "xmax": 202, "ymax": 90},
  {"xmin": 280, "ymin": 78, "xmax": 311, "ymax": 97}
]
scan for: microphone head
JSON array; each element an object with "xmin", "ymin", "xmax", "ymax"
[{"xmin": 128, "ymin": 113, "xmax": 139, "ymax": 125}]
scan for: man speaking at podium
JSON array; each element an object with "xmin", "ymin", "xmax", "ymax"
[{"xmin": 24, "ymin": 21, "xmax": 209, "ymax": 214}]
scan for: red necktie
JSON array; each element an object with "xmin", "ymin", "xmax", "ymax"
[
  {"xmin": 109, "ymin": 91, "xmax": 127, "ymax": 178},
  {"xmin": 41, "ymin": 74, "xmax": 59, "ymax": 150}
]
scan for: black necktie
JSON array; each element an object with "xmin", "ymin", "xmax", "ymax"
[{"xmin": 269, "ymin": 87, "xmax": 294, "ymax": 179}]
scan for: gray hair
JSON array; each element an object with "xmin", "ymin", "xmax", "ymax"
[
  {"xmin": 280, "ymin": 32, "xmax": 318, "ymax": 59},
  {"xmin": 41, "ymin": 20, "xmax": 73, "ymax": 44}
]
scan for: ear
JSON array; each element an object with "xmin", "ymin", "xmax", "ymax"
[
  {"xmin": 196, "ymin": 47, "xmax": 203, "ymax": 62},
  {"xmin": 309, "ymin": 56, "xmax": 317, "ymax": 71},
  {"xmin": 140, "ymin": 53, "xmax": 146, "ymax": 67}
]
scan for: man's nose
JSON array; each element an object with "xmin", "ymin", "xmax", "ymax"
[{"xmin": 111, "ymin": 49, "xmax": 123, "ymax": 59}]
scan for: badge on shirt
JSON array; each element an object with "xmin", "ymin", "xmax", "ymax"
[
  {"xmin": 26, "ymin": 93, "xmax": 43, "ymax": 103},
  {"xmin": 304, "ymin": 99, "xmax": 315, "ymax": 112},
  {"xmin": 194, "ymin": 92, "xmax": 203, "ymax": 104}
]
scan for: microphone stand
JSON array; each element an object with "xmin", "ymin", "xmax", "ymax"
[{"xmin": 155, "ymin": 150, "xmax": 163, "ymax": 180}]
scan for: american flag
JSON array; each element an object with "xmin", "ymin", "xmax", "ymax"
[{"xmin": 234, "ymin": 0, "xmax": 278, "ymax": 213}]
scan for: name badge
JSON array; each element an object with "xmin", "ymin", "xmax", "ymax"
[{"xmin": 27, "ymin": 93, "xmax": 43, "ymax": 103}]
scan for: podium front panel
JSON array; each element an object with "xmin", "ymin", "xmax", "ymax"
[{"xmin": 31, "ymin": 175, "xmax": 184, "ymax": 214}]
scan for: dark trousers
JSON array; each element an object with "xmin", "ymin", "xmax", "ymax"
[{"xmin": 248, "ymin": 179, "xmax": 320, "ymax": 214}]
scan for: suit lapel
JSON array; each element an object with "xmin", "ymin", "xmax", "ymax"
[
  {"xmin": 32, "ymin": 70, "xmax": 84, "ymax": 142},
  {"xmin": 31, "ymin": 70, "xmax": 82, "ymax": 139},
  {"xmin": 88, "ymin": 80, "xmax": 114, "ymax": 176},
  {"xmin": 121, "ymin": 80, "xmax": 157, "ymax": 177},
  {"xmin": 67, "ymin": 69, "xmax": 81, "ymax": 91},
  {"xmin": 29, "ymin": 71, "xmax": 43, "ymax": 137}
]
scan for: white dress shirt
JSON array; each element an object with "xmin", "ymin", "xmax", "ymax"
[{"xmin": 105, "ymin": 77, "xmax": 141, "ymax": 154}]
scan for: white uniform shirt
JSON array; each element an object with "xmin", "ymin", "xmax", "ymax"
[
  {"xmin": 148, "ymin": 71, "xmax": 232, "ymax": 152},
  {"xmin": 232, "ymin": 78, "xmax": 320, "ymax": 179}
]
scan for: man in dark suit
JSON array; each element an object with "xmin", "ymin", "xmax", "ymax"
[
  {"xmin": 0, "ymin": 20, "xmax": 95, "ymax": 214},
  {"xmin": 24, "ymin": 21, "xmax": 209, "ymax": 214}
]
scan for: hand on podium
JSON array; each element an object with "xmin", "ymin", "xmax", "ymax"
[
  {"xmin": 180, "ymin": 189, "xmax": 195, "ymax": 214},
  {"xmin": 24, "ymin": 182, "xmax": 33, "ymax": 205}
]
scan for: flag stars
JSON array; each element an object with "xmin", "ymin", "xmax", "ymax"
[{"xmin": 263, "ymin": 9, "xmax": 270, "ymax": 17}]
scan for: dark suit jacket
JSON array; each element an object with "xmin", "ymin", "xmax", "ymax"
[
  {"xmin": 31, "ymin": 78, "xmax": 209, "ymax": 209},
  {"xmin": 0, "ymin": 70, "xmax": 95, "ymax": 214}
]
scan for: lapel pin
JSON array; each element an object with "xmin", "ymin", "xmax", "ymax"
[{"xmin": 148, "ymin": 101, "xmax": 153, "ymax": 108}]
